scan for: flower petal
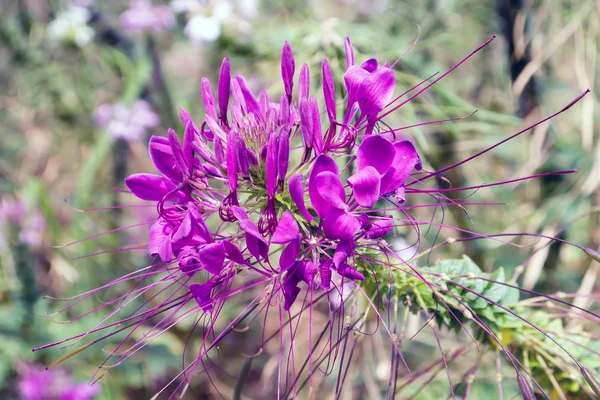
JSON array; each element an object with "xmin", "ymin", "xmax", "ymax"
[
  {"xmin": 271, "ymin": 211, "xmax": 300, "ymax": 244},
  {"xmin": 347, "ymin": 166, "xmax": 381, "ymax": 208},
  {"xmin": 280, "ymin": 238, "xmax": 300, "ymax": 271},
  {"xmin": 149, "ymin": 136, "xmax": 180, "ymax": 183},
  {"xmin": 357, "ymin": 135, "xmax": 395, "ymax": 174},
  {"xmin": 308, "ymin": 154, "xmax": 339, "ymax": 217},
  {"xmin": 198, "ymin": 242, "xmax": 226, "ymax": 274},
  {"xmin": 125, "ymin": 173, "xmax": 177, "ymax": 201},
  {"xmin": 323, "ymin": 209, "xmax": 361, "ymax": 240},
  {"xmin": 315, "ymin": 171, "xmax": 347, "ymax": 210},
  {"xmin": 337, "ymin": 263, "xmax": 365, "ymax": 281},
  {"xmin": 223, "ymin": 240, "xmax": 245, "ymax": 265},
  {"xmin": 366, "ymin": 217, "xmax": 393, "ymax": 239},
  {"xmin": 344, "ymin": 65, "xmax": 369, "ymax": 108},
  {"xmin": 320, "ymin": 260, "xmax": 332, "ymax": 290},
  {"xmin": 333, "ymin": 240, "xmax": 355, "ymax": 267},
  {"xmin": 380, "ymin": 140, "xmax": 420, "ymax": 194},
  {"xmin": 360, "ymin": 58, "xmax": 378, "ymax": 72},
  {"xmin": 148, "ymin": 217, "xmax": 172, "ymax": 260},
  {"xmin": 168, "ymin": 128, "xmax": 188, "ymax": 177},
  {"xmin": 282, "ymin": 273, "xmax": 300, "ymax": 311},
  {"xmin": 357, "ymin": 67, "xmax": 395, "ymax": 116},
  {"xmin": 190, "ymin": 281, "xmax": 214, "ymax": 312}
]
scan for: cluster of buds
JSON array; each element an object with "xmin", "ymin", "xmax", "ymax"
[{"xmin": 122, "ymin": 38, "xmax": 423, "ymax": 314}]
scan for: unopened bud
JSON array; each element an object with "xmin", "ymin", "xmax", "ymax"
[
  {"xmin": 581, "ymin": 366, "xmax": 600, "ymax": 398},
  {"xmin": 517, "ymin": 373, "xmax": 536, "ymax": 400}
]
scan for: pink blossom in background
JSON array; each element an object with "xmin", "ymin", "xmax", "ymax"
[
  {"xmin": 17, "ymin": 363, "xmax": 100, "ymax": 400},
  {"xmin": 94, "ymin": 100, "xmax": 160, "ymax": 141},
  {"xmin": 0, "ymin": 198, "xmax": 46, "ymax": 247},
  {"xmin": 120, "ymin": 0, "xmax": 176, "ymax": 34}
]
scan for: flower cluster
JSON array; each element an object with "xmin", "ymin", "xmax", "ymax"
[
  {"xmin": 37, "ymin": 36, "xmax": 599, "ymax": 398},
  {"xmin": 17, "ymin": 363, "xmax": 99, "ymax": 400},
  {"xmin": 121, "ymin": 38, "xmax": 423, "ymax": 314},
  {"xmin": 93, "ymin": 100, "xmax": 160, "ymax": 142}
]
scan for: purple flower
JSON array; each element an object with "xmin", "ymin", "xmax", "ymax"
[
  {"xmin": 18, "ymin": 364, "xmax": 99, "ymax": 400},
  {"xmin": 37, "ymin": 35, "xmax": 595, "ymax": 400}
]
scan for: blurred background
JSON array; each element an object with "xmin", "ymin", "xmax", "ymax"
[{"xmin": 0, "ymin": 0, "xmax": 598, "ymax": 398}]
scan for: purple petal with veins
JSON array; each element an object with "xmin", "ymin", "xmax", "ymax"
[
  {"xmin": 323, "ymin": 208, "xmax": 361, "ymax": 240},
  {"xmin": 357, "ymin": 135, "xmax": 395, "ymax": 174},
  {"xmin": 125, "ymin": 173, "xmax": 178, "ymax": 201},
  {"xmin": 337, "ymin": 263, "xmax": 365, "ymax": 281},
  {"xmin": 190, "ymin": 281, "xmax": 214, "ymax": 312},
  {"xmin": 223, "ymin": 240, "xmax": 245, "ymax": 264},
  {"xmin": 380, "ymin": 140, "xmax": 420, "ymax": 194},
  {"xmin": 168, "ymin": 128, "xmax": 188, "ymax": 178},
  {"xmin": 279, "ymin": 238, "xmax": 300, "ymax": 271},
  {"xmin": 357, "ymin": 67, "xmax": 395, "ymax": 116},
  {"xmin": 198, "ymin": 242, "xmax": 226, "ymax": 274},
  {"xmin": 315, "ymin": 171, "xmax": 347, "ymax": 210},
  {"xmin": 366, "ymin": 217, "xmax": 393, "ymax": 239},
  {"xmin": 148, "ymin": 217, "xmax": 173, "ymax": 261},
  {"xmin": 344, "ymin": 66, "xmax": 369, "ymax": 109},
  {"xmin": 271, "ymin": 211, "xmax": 299, "ymax": 244},
  {"xmin": 308, "ymin": 155, "xmax": 339, "ymax": 217},
  {"xmin": 348, "ymin": 166, "xmax": 381, "ymax": 208},
  {"xmin": 320, "ymin": 260, "xmax": 333, "ymax": 290},
  {"xmin": 333, "ymin": 240, "xmax": 355, "ymax": 267},
  {"xmin": 361, "ymin": 58, "xmax": 379, "ymax": 72},
  {"xmin": 149, "ymin": 136, "xmax": 179, "ymax": 183}
]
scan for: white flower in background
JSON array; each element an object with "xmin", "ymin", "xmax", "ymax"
[
  {"xmin": 94, "ymin": 100, "xmax": 160, "ymax": 142},
  {"xmin": 47, "ymin": 6, "xmax": 95, "ymax": 47},
  {"xmin": 184, "ymin": 14, "xmax": 222, "ymax": 42},
  {"xmin": 172, "ymin": 0, "xmax": 255, "ymax": 43}
]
